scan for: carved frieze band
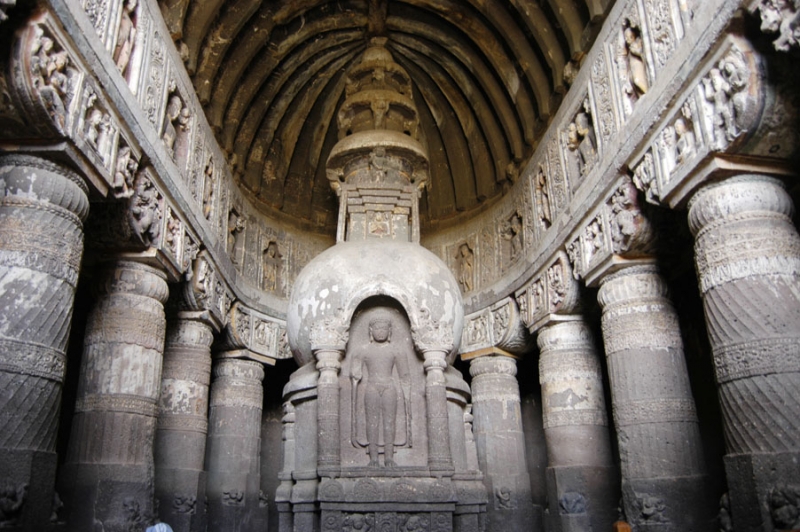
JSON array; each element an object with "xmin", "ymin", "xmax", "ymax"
[
  {"xmin": 84, "ymin": 308, "xmax": 167, "ymax": 352},
  {"xmin": 613, "ymin": 398, "xmax": 698, "ymax": 427},
  {"xmin": 75, "ymin": 393, "xmax": 159, "ymax": 417},
  {"xmin": 714, "ymin": 337, "xmax": 800, "ymax": 383},
  {"xmin": 0, "ymin": 200, "xmax": 83, "ymax": 285},
  {"xmin": 694, "ymin": 220, "xmax": 800, "ymax": 293},
  {"xmin": 601, "ymin": 305, "xmax": 682, "ymax": 353},
  {"xmin": 0, "ymin": 337, "xmax": 66, "ymax": 381},
  {"xmin": 157, "ymin": 413, "xmax": 208, "ymax": 434},
  {"xmin": 543, "ymin": 409, "xmax": 608, "ymax": 429}
]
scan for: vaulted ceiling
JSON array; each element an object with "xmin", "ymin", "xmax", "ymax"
[{"xmin": 159, "ymin": 0, "xmax": 610, "ymax": 233}]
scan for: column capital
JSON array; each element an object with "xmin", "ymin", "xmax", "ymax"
[
  {"xmin": 596, "ymin": 262, "xmax": 667, "ymax": 308},
  {"xmin": 468, "ymin": 354, "xmax": 517, "ymax": 379},
  {"xmin": 92, "ymin": 260, "xmax": 169, "ymax": 302},
  {"xmin": 0, "ymin": 154, "xmax": 89, "ymax": 218},
  {"xmin": 688, "ymin": 174, "xmax": 793, "ymax": 234}
]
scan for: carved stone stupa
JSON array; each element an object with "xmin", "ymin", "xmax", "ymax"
[{"xmin": 284, "ymin": 39, "xmax": 486, "ymax": 532}]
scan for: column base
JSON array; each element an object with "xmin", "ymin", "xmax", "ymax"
[
  {"xmin": 724, "ymin": 451, "xmax": 800, "ymax": 532},
  {"xmin": 59, "ymin": 463, "xmax": 155, "ymax": 532},
  {"xmin": 0, "ymin": 449, "xmax": 58, "ymax": 531},
  {"xmin": 545, "ymin": 464, "xmax": 620, "ymax": 532},
  {"xmin": 206, "ymin": 472, "xmax": 265, "ymax": 532},
  {"xmin": 484, "ymin": 474, "xmax": 538, "ymax": 531},
  {"xmin": 155, "ymin": 468, "xmax": 206, "ymax": 532},
  {"xmin": 621, "ymin": 474, "xmax": 714, "ymax": 531}
]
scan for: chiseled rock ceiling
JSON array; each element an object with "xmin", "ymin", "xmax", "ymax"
[{"xmin": 159, "ymin": 0, "xmax": 610, "ymax": 233}]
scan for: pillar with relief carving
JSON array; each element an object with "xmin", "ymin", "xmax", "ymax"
[
  {"xmin": 469, "ymin": 353, "xmax": 535, "ymax": 531},
  {"xmin": 0, "ymin": 154, "xmax": 89, "ymax": 530},
  {"xmin": 61, "ymin": 260, "xmax": 169, "ymax": 532},
  {"xmin": 597, "ymin": 263, "xmax": 712, "ymax": 530},
  {"xmin": 154, "ymin": 313, "xmax": 215, "ymax": 532},
  {"xmin": 205, "ymin": 356, "xmax": 266, "ymax": 532},
  {"xmin": 688, "ymin": 175, "xmax": 800, "ymax": 531},
  {"xmin": 537, "ymin": 319, "xmax": 618, "ymax": 532}
]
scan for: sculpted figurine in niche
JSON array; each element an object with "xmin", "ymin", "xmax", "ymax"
[{"xmin": 350, "ymin": 318, "xmax": 410, "ymax": 468}]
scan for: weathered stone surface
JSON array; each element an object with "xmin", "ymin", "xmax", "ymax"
[
  {"xmin": 0, "ymin": 154, "xmax": 88, "ymax": 531},
  {"xmin": 154, "ymin": 314, "xmax": 214, "ymax": 532},
  {"xmin": 205, "ymin": 357, "xmax": 267, "ymax": 532},
  {"xmin": 597, "ymin": 264, "xmax": 713, "ymax": 530},
  {"xmin": 61, "ymin": 260, "xmax": 169, "ymax": 532},
  {"xmin": 537, "ymin": 319, "xmax": 618, "ymax": 532},
  {"xmin": 469, "ymin": 355, "xmax": 536, "ymax": 531},
  {"xmin": 688, "ymin": 175, "xmax": 800, "ymax": 531}
]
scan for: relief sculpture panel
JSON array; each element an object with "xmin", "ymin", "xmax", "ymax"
[{"xmin": 340, "ymin": 300, "xmax": 426, "ymax": 470}]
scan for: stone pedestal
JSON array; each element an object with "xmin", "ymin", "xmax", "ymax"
[
  {"xmin": 205, "ymin": 357, "xmax": 267, "ymax": 532},
  {"xmin": 597, "ymin": 264, "xmax": 712, "ymax": 530},
  {"xmin": 537, "ymin": 319, "xmax": 618, "ymax": 532},
  {"xmin": 0, "ymin": 155, "xmax": 89, "ymax": 530},
  {"xmin": 154, "ymin": 315, "xmax": 214, "ymax": 531},
  {"xmin": 61, "ymin": 261, "xmax": 169, "ymax": 532},
  {"xmin": 688, "ymin": 175, "xmax": 800, "ymax": 532},
  {"xmin": 469, "ymin": 354, "xmax": 535, "ymax": 532}
]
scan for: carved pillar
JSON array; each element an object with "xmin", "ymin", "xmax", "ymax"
[
  {"xmin": 61, "ymin": 260, "xmax": 169, "ymax": 532},
  {"xmin": 469, "ymin": 354, "xmax": 534, "ymax": 531},
  {"xmin": 154, "ymin": 314, "xmax": 215, "ymax": 532},
  {"xmin": 688, "ymin": 175, "xmax": 800, "ymax": 531},
  {"xmin": 597, "ymin": 264, "xmax": 711, "ymax": 530},
  {"xmin": 275, "ymin": 401, "xmax": 296, "ymax": 532},
  {"xmin": 423, "ymin": 348, "xmax": 455, "ymax": 474},
  {"xmin": 537, "ymin": 319, "xmax": 618, "ymax": 532},
  {"xmin": 205, "ymin": 356, "xmax": 266, "ymax": 532},
  {"xmin": 0, "ymin": 154, "xmax": 88, "ymax": 530},
  {"xmin": 315, "ymin": 348, "xmax": 343, "ymax": 476}
]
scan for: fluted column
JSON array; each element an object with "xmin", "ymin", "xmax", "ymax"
[
  {"xmin": 205, "ymin": 357, "xmax": 266, "ymax": 532},
  {"xmin": 423, "ymin": 348, "xmax": 455, "ymax": 474},
  {"xmin": 62, "ymin": 261, "xmax": 169, "ymax": 532},
  {"xmin": 0, "ymin": 154, "xmax": 88, "ymax": 530},
  {"xmin": 597, "ymin": 264, "xmax": 711, "ymax": 530},
  {"xmin": 688, "ymin": 175, "xmax": 800, "ymax": 532},
  {"xmin": 469, "ymin": 354, "xmax": 534, "ymax": 531},
  {"xmin": 154, "ymin": 315, "xmax": 214, "ymax": 532},
  {"xmin": 537, "ymin": 319, "xmax": 618, "ymax": 532}
]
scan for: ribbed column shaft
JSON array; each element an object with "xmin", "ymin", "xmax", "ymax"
[
  {"xmin": 155, "ymin": 316, "xmax": 214, "ymax": 531},
  {"xmin": 0, "ymin": 154, "xmax": 88, "ymax": 530},
  {"xmin": 538, "ymin": 319, "xmax": 618, "ymax": 532},
  {"xmin": 597, "ymin": 265, "xmax": 710, "ymax": 530},
  {"xmin": 62, "ymin": 260, "xmax": 169, "ymax": 532},
  {"xmin": 470, "ymin": 354, "xmax": 534, "ymax": 531},
  {"xmin": 205, "ymin": 357, "xmax": 265, "ymax": 532},
  {"xmin": 689, "ymin": 175, "xmax": 800, "ymax": 532}
]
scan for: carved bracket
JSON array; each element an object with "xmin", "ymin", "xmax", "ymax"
[
  {"xmin": 629, "ymin": 37, "xmax": 764, "ymax": 207},
  {"xmin": 515, "ymin": 251, "xmax": 582, "ymax": 333},
  {"xmin": 459, "ymin": 297, "xmax": 532, "ymax": 358},
  {"xmin": 221, "ymin": 301, "xmax": 291, "ymax": 363},
  {"xmin": 565, "ymin": 175, "xmax": 655, "ymax": 287}
]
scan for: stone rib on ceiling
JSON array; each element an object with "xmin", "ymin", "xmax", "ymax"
[{"xmin": 159, "ymin": 0, "xmax": 607, "ymax": 233}]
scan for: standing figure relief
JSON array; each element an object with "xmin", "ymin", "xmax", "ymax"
[{"xmin": 350, "ymin": 318, "xmax": 411, "ymax": 468}]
